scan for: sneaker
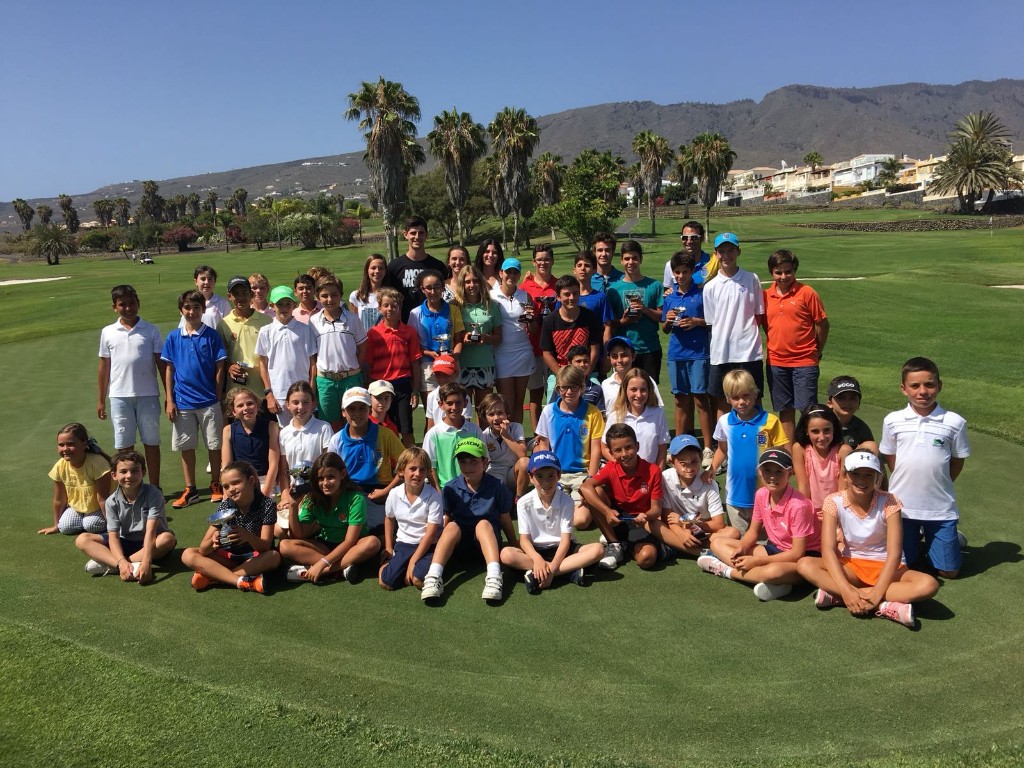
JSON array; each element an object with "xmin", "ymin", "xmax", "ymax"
[
  {"xmin": 715, "ymin": 458, "xmax": 728, "ymax": 476},
  {"xmin": 172, "ymin": 488, "xmax": 199, "ymax": 509},
  {"xmin": 598, "ymin": 533, "xmax": 608, "ymax": 545},
  {"xmin": 84, "ymin": 559, "xmax": 115, "ymax": 576},
  {"xmin": 599, "ymin": 541, "xmax": 626, "ymax": 570},
  {"xmin": 481, "ymin": 573, "xmax": 503, "ymax": 601},
  {"xmin": 697, "ymin": 554, "xmax": 732, "ymax": 579},
  {"xmin": 342, "ymin": 564, "xmax": 355, "ymax": 582},
  {"xmin": 523, "ymin": 569, "xmax": 540, "ymax": 595},
  {"xmin": 876, "ymin": 600, "xmax": 915, "ymax": 628},
  {"xmin": 209, "ymin": 482, "xmax": 224, "ymax": 503},
  {"xmin": 957, "ymin": 530, "xmax": 968, "ymax": 549},
  {"xmin": 568, "ymin": 567, "xmax": 587, "ymax": 587},
  {"xmin": 286, "ymin": 564, "xmax": 308, "ymax": 582},
  {"xmin": 702, "ymin": 447, "xmax": 715, "ymax": 470},
  {"xmin": 130, "ymin": 561, "xmax": 142, "ymax": 578},
  {"xmin": 815, "ymin": 588, "xmax": 843, "ymax": 609},
  {"xmin": 237, "ymin": 574, "xmax": 267, "ymax": 594},
  {"xmin": 753, "ymin": 582, "xmax": 793, "ymax": 601},
  {"xmin": 191, "ymin": 571, "xmax": 213, "ymax": 591},
  {"xmin": 420, "ymin": 573, "xmax": 444, "ymax": 602}
]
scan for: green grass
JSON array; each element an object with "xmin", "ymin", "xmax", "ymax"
[{"xmin": 2, "ymin": 212, "xmax": 1024, "ymax": 767}]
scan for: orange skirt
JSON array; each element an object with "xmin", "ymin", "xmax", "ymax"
[{"xmin": 840, "ymin": 556, "xmax": 906, "ymax": 587}]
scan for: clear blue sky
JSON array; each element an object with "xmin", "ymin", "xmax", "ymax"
[{"xmin": 2, "ymin": 0, "xmax": 1021, "ymax": 201}]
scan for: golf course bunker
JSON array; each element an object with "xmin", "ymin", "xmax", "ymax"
[
  {"xmin": 991, "ymin": 284, "xmax": 1024, "ymax": 289},
  {"xmin": 0, "ymin": 276, "xmax": 71, "ymax": 287}
]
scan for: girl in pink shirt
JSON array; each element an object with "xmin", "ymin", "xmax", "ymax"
[{"xmin": 792, "ymin": 405, "xmax": 850, "ymax": 519}]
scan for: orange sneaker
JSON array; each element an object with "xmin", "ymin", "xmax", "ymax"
[
  {"xmin": 172, "ymin": 488, "xmax": 199, "ymax": 509},
  {"xmin": 237, "ymin": 574, "xmax": 267, "ymax": 594},
  {"xmin": 209, "ymin": 482, "xmax": 224, "ymax": 503},
  {"xmin": 191, "ymin": 571, "xmax": 213, "ymax": 591}
]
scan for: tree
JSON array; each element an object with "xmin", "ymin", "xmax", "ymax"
[
  {"xmin": 533, "ymin": 152, "xmax": 565, "ymax": 208},
  {"xmin": 12, "ymin": 199, "xmax": 34, "ymax": 231},
  {"xmin": 92, "ymin": 199, "xmax": 115, "ymax": 227},
  {"xmin": 231, "ymin": 188, "xmax": 249, "ymax": 215},
  {"xmin": 488, "ymin": 107, "xmax": 540, "ymax": 252},
  {"xmin": 877, "ymin": 156, "xmax": 903, "ymax": 187},
  {"xmin": 408, "ymin": 165, "xmax": 459, "ymax": 245},
  {"xmin": 669, "ymin": 143, "xmax": 696, "ymax": 216},
  {"xmin": 345, "ymin": 77, "xmax": 423, "ymax": 261},
  {"xmin": 930, "ymin": 111, "xmax": 1024, "ymax": 213},
  {"xmin": 690, "ymin": 132, "xmax": 737, "ymax": 235},
  {"xmin": 113, "ymin": 197, "xmax": 131, "ymax": 227},
  {"xmin": 205, "ymin": 190, "xmax": 218, "ymax": 216},
  {"xmin": 572, "ymin": 149, "xmax": 626, "ymax": 204},
  {"xmin": 57, "ymin": 194, "xmax": 80, "ymax": 233},
  {"xmin": 632, "ymin": 130, "xmax": 672, "ymax": 235},
  {"xmin": 427, "ymin": 107, "xmax": 487, "ymax": 245},
  {"xmin": 138, "ymin": 181, "xmax": 164, "ymax": 222},
  {"xmin": 803, "ymin": 151, "xmax": 824, "ymax": 172},
  {"xmin": 482, "ymin": 155, "xmax": 511, "ymax": 246},
  {"xmin": 29, "ymin": 223, "xmax": 77, "ymax": 265},
  {"xmin": 162, "ymin": 225, "xmax": 199, "ymax": 252},
  {"xmin": 36, "ymin": 203, "xmax": 53, "ymax": 225},
  {"xmin": 627, "ymin": 162, "xmax": 644, "ymax": 217},
  {"xmin": 186, "ymin": 192, "xmax": 202, "ymax": 218},
  {"xmin": 534, "ymin": 151, "xmax": 621, "ymax": 251}
]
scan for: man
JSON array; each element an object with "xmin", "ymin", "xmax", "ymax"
[
  {"xmin": 384, "ymin": 217, "xmax": 447, "ymax": 323},
  {"xmin": 663, "ymin": 220, "xmax": 716, "ymax": 290},
  {"xmin": 590, "ymin": 232, "xmax": 624, "ymax": 292}
]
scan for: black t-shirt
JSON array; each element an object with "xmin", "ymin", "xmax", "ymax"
[
  {"xmin": 540, "ymin": 307, "xmax": 603, "ymax": 367},
  {"xmin": 384, "ymin": 253, "xmax": 447, "ymax": 322},
  {"xmin": 840, "ymin": 415, "xmax": 874, "ymax": 449}
]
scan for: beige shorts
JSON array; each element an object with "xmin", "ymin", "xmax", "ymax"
[
  {"xmin": 421, "ymin": 358, "xmax": 438, "ymax": 391},
  {"xmin": 171, "ymin": 404, "xmax": 223, "ymax": 452},
  {"xmin": 559, "ymin": 472, "xmax": 589, "ymax": 504},
  {"xmin": 527, "ymin": 355, "xmax": 547, "ymax": 391}
]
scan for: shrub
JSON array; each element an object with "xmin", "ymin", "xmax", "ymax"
[{"xmin": 162, "ymin": 225, "xmax": 199, "ymax": 252}]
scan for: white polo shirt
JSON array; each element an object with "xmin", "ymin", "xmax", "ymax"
[
  {"xmin": 702, "ymin": 268, "xmax": 765, "ymax": 365},
  {"xmin": 178, "ymin": 293, "xmax": 231, "ymax": 332},
  {"xmin": 880, "ymin": 403, "xmax": 970, "ymax": 521},
  {"xmin": 310, "ymin": 308, "xmax": 366, "ymax": 373},
  {"xmin": 660, "ymin": 469, "xmax": 725, "ymax": 521},
  {"xmin": 516, "ymin": 487, "xmax": 574, "ymax": 548},
  {"xmin": 98, "ymin": 318, "xmax": 163, "ymax": 398},
  {"xmin": 482, "ymin": 422, "xmax": 526, "ymax": 470},
  {"xmin": 601, "ymin": 375, "xmax": 664, "ymax": 409},
  {"xmin": 278, "ymin": 417, "xmax": 334, "ymax": 470},
  {"xmin": 385, "ymin": 483, "xmax": 443, "ymax": 545},
  {"xmin": 604, "ymin": 405, "xmax": 671, "ymax": 464},
  {"xmin": 254, "ymin": 318, "xmax": 317, "ymax": 399}
]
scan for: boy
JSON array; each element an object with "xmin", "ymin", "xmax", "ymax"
[
  {"xmin": 762, "ymin": 249, "xmax": 829, "ymax": 442},
  {"xmin": 161, "ymin": 290, "xmax": 227, "ymax": 508},
  {"xmin": 97, "ymin": 284, "xmax": 165, "ymax": 489},
  {"xmin": 423, "ymin": 382, "xmax": 485, "ymax": 490},
  {"xmin": 363, "ymin": 287, "xmax": 421, "ymax": 448},
  {"xmin": 662, "ymin": 251, "xmax": 713, "ymax": 468},
  {"xmin": 179, "ymin": 265, "xmax": 231, "ymax": 331},
  {"xmin": 534, "ymin": 365, "xmax": 605, "ymax": 528},
  {"xmin": 217, "ymin": 276, "xmax": 271, "ymax": 398},
  {"xmin": 607, "ymin": 240, "xmax": 664, "ymax": 379},
  {"xmin": 827, "ymin": 375, "xmax": 878, "ymax": 452},
  {"xmin": 310, "ymin": 277, "xmax": 367, "ymax": 430},
  {"xmin": 255, "ymin": 286, "xmax": 318, "ymax": 427},
  {"xmin": 572, "ymin": 250, "xmax": 614, "ymax": 344},
  {"xmin": 590, "ymin": 232, "xmax": 623, "ymax": 292},
  {"xmin": 380, "ymin": 447, "xmax": 443, "ymax": 591},
  {"xmin": 703, "ymin": 369, "xmax": 788, "ymax": 536},
  {"xmin": 662, "ymin": 221, "xmax": 716, "ymax": 289},
  {"xmin": 880, "ymin": 357, "xmax": 970, "ymax": 578},
  {"xmin": 420, "ymin": 437, "xmax": 517, "ymax": 603},
  {"xmin": 580, "ymin": 423, "xmax": 663, "ymax": 571},
  {"xmin": 249, "ymin": 272, "xmax": 276, "ymax": 317},
  {"xmin": 702, "ymin": 233, "xmax": 765, "ymax": 419},
  {"xmin": 500, "ymin": 451, "xmax": 604, "ymax": 592},
  {"xmin": 75, "ymin": 449, "xmax": 176, "ymax": 583},
  {"xmin": 292, "ymin": 274, "xmax": 321, "ymax": 323},
  {"xmin": 478, "ymin": 393, "xmax": 529, "ymax": 497},
  {"xmin": 368, "ymin": 379, "xmax": 401, "ymax": 436},
  {"xmin": 651, "ymin": 434, "xmax": 725, "ymax": 557},
  {"xmin": 384, "ymin": 217, "xmax": 448, "ymax": 323},
  {"xmin": 423, "ymin": 354, "xmax": 472, "ymax": 431},
  {"xmin": 521, "ymin": 244, "xmax": 558, "ymax": 431},
  {"xmin": 540, "ymin": 275, "xmax": 603, "ymax": 398},
  {"xmin": 568, "ymin": 344, "xmax": 605, "ymax": 414},
  {"xmin": 602, "ymin": 336, "xmax": 664, "ymax": 408}
]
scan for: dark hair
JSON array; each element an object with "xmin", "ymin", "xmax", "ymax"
[
  {"xmin": 307, "ymin": 451, "xmax": 358, "ymax": 511},
  {"xmin": 592, "ymin": 232, "xmax": 616, "ymax": 250},
  {"xmin": 404, "ymin": 217, "xmax": 428, "ymax": 232},
  {"xmin": 477, "ymin": 392, "xmax": 510, "ymax": 421},
  {"xmin": 606, "ymin": 338, "xmax": 635, "ymax": 356},
  {"xmin": 605, "ymin": 423, "xmax": 638, "ymax": 445},
  {"xmin": 532, "ymin": 243, "xmax": 554, "ymax": 259},
  {"xmin": 554, "ymin": 274, "xmax": 581, "ymax": 295},
  {"xmin": 293, "ymin": 274, "xmax": 315, "ymax": 289},
  {"xmin": 670, "ymin": 251, "xmax": 695, "ymax": 271},
  {"xmin": 111, "ymin": 284, "xmax": 138, "ymax": 304},
  {"xmin": 681, "ymin": 221, "xmax": 705, "ymax": 237},
  {"xmin": 221, "ymin": 460, "xmax": 260, "ymax": 488},
  {"xmin": 795, "ymin": 404, "xmax": 843, "ymax": 450},
  {"xmin": 901, "ymin": 356, "xmax": 940, "ymax": 382},
  {"xmin": 193, "ymin": 265, "xmax": 217, "ymax": 280},
  {"xmin": 57, "ymin": 422, "xmax": 111, "ymax": 464},
  {"xmin": 178, "ymin": 290, "xmax": 206, "ymax": 311},
  {"xmin": 620, "ymin": 239, "xmax": 643, "ymax": 258},
  {"xmin": 574, "ymin": 250, "xmax": 597, "ymax": 269},
  {"xmin": 286, "ymin": 380, "xmax": 316, "ymax": 400},
  {"xmin": 767, "ymin": 249, "xmax": 799, "ymax": 272},
  {"xmin": 437, "ymin": 381, "xmax": 468, "ymax": 403},
  {"xmin": 567, "ymin": 345, "xmax": 590, "ymax": 361},
  {"xmin": 416, "ymin": 269, "xmax": 445, "ymax": 290},
  {"xmin": 475, "ymin": 239, "xmax": 504, "ymax": 275},
  {"xmin": 356, "ymin": 253, "xmax": 387, "ymax": 303},
  {"xmin": 111, "ymin": 448, "xmax": 146, "ymax": 474}
]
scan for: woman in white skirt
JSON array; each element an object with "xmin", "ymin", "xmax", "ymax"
[{"xmin": 489, "ymin": 257, "xmax": 536, "ymax": 427}]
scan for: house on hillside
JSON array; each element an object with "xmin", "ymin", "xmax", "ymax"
[{"xmin": 831, "ymin": 154, "xmax": 896, "ymax": 187}]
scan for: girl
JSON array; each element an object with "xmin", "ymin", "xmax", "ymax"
[
  {"xmin": 181, "ymin": 461, "xmax": 280, "ymax": 593},
  {"xmin": 604, "ymin": 368, "xmax": 670, "ymax": 467},
  {"xmin": 488, "ymin": 259, "xmax": 535, "ymax": 427},
  {"xmin": 444, "ymin": 245, "xmax": 470, "ymax": 303},
  {"xmin": 349, "ymin": 253, "xmax": 386, "ymax": 330},
  {"xmin": 475, "ymin": 239, "xmax": 504, "ymax": 288},
  {"xmin": 221, "ymin": 387, "xmax": 280, "ymax": 499},
  {"xmin": 280, "ymin": 452, "xmax": 381, "ymax": 584},
  {"xmin": 797, "ymin": 451, "xmax": 939, "ymax": 628},
  {"xmin": 408, "ymin": 269, "xmax": 464, "ymax": 404},
  {"xmin": 454, "ymin": 265, "xmax": 502, "ymax": 408},
  {"xmin": 248, "ymin": 273, "xmax": 275, "ymax": 317},
  {"xmin": 277, "ymin": 381, "xmax": 334, "ymax": 518},
  {"xmin": 792, "ymin": 404, "xmax": 850, "ymax": 519},
  {"xmin": 41, "ymin": 423, "xmax": 112, "ymax": 535},
  {"xmin": 379, "ymin": 447, "xmax": 443, "ymax": 591}
]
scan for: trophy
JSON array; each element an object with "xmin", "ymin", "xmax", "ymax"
[
  {"xmin": 208, "ymin": 501, "xmax": 239, "ymax": 548},
  {"xmin": 673, "ymin": 308, "xmax": 687, "ymax": 327},
  {"xmin": 230, "ymin": 360, "xmax": 250, "ymax": 385},
  {"xmin": 288, "ymin": 461, "xmax": 313, "ymax": 497},
  {"xmin": 468, "ymin": 322, "xmax": 483, "ymax": 343},
  {"xmin": 678, "ymin": 508, "xmax": 708, "ymax": 542},
  {"xmin": 625, "ymin": 290, "xmax": 643, "ymax": 318},
  {"xmin": 518, "ymin": 299, "xmax": 534, "ymax": 323},
  {"xmin": 432, "ymin": 319, "xmax": 451, "ymax": 353},
  {"xmin": 539, "ymin": 296, "xmax": 556, "ymax": 319}
]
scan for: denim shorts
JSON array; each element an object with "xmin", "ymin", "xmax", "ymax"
[
  {"xmin": 669, "ymin": 359, "xmax": 710, "ymax": 396},
  {"xmin": 766, "ymin": 365, "xmax": 819, "ymax": 411},
  {"xmin": 110, "ymin": 396, "xmax": 162, "ymax": 448},
  {"xmin": 902, "ymin": 518, "xmax": 962, "ymax": 573}
]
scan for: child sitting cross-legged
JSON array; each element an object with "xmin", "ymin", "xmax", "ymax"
[
  {"xmin": 649, "ymin": 434, "xmax": 725, "ymax": 558},
  {"xmin": 379, "ymin": 447, "xmax": 443, "ymax": 592}
]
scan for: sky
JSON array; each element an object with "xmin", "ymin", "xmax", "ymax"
[{"xmin": 2, "ymin": 0, "xmax": 1022, "ymax": 201}]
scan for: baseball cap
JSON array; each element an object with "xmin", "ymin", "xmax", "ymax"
[
  {"xmin": 341, "ymin": 387, "xmax": 372, "ymax": 410},
  {"xmin": 669, "ymin": 434, "xmax": 701, "ymax": 456},
  {"xmin": 605, "ymin": 335, "xmax": 635, "ymax": 354},
  {"xmin": 454, "ymin": 436, "xmax": 487, "ymax": 459},
  {"xmin": 432, "ymin": 354, "xmax": 457, "ymax": 375},
  {"xmin": 827, "ymin": 376, "xmax": 862, "ymax": 399},
  {"xmin": 227, "ymin": 276, "xmax": 251, "ymax": 293},
  {"xmin": 527, "ymin": 450, "xmax": 561, "ymax": 473},
  {"xmin": 845, "ymin": 450, "xmax": 881, "ymax": 474},
  {"xmin": 713, "ymin": 232, "xmax": 740, "ymax": 249},
  {"xmin": 758, "ymin": 448, "xmax": 793, "ymax": 470},
  {"xmin": 269, "ymin": 286, "xmax": 297, "ymax": 305},
  {"xmin": 367, "ymin": 380, "xmax": 395, "ymax": 398},
  {"xmin": 501, "ymin": 257, "xmax": 522, "ymax": 273}
]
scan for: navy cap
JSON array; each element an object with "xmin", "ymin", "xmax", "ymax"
[
  {"xmin": 527, "ymin": 450, "xmax": 561, "ymax": 473},
  {"xmin": 758, "ymin": 448, "xmax": 793, "ymax": 470}
]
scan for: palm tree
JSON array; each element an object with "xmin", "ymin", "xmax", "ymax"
[
  {"xmin": 532, "ymin": 152, "xmax": 564, "ymax": 240},
  {"xmin": 12, "ymin": 199, "xmax": 34, "ymax": 231},
  {"xmin": 632, "ymin": 130, "xmax": 673, "ymax": 235},
  {"xmin": 30, "ymin": 223, "xmax": 77, "ymax": 265},
  {"xmin": 186, "ymin": 192, "xmax": 202, "ymax": 218},
  {"xmin": 671, "ymin": 143, "xmax": 696, "ymax": 218},
  {"xmin": 427, "ymin": 108, "xmax": 487, "ymax": 245},
  {"xmin": 877, "ymin": 157, "xmax": 904, "ymax": 187},
  {"xmin": 92, "ymin": 199, "xmax": 115, "ymax": 227},
  {"xmin": 113, "ymin": 197, "xmax": 131, "ymax": 227},
  {"xmin": 345, "ymin": 77, "xmax": 423, "ymax": 261},
  {"xmin": 482, "ymin": 155, "xmax": 512, "ymax": 247},
  {"xmin": 36, "ymin": 203, "xmax": 53, "ymax": 225},
  {"xmin": 488, "ymin": 107, "xmax": 540, "ymax": 253},
  {"xmin": 627, "ymin": 162, "xmax": 644, "ymax": 217},
  {"xmin": 930, "ymin": 111, "xmax": 1022, "ymax": 213},
  {"xmin": 803, "ymin": 151, "xmax": 824, "ymax": 172},
  {"xmin": 138, "ymin": 181, "xmax": 163, "ymax": 222},
  {"xmin": 57, "ymin": 194, "xmax": 80, "ymax": 233},
  {"xmin": 232, "ymin": 188, "xmax": 249, "ymax": 216},
  {"xmin": 205, "ymin": 190, "xmax": 218, "ymax": 216},
  {"xmin": 690, "ymin": 132, "xmax": 737, "ymax": 235}
]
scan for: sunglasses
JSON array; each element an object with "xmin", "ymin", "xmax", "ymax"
[{"xmin": 680, "ymin": 235, "xmax": 701, "ymax": 242}]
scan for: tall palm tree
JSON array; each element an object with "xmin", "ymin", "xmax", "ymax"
[
  {"xmin": 12, "ymin": 198, "xmax": 34, "ymax": 231},
  {"xmin": 36, "ymin": 203, "xmax": 53, "ymax": 225},
  {"xmin": 57, "ymin": 194, "xmax": 80, "ymax": 233},
  {"xmin": 488, "ymin": 107, "xmax": 540, "ymax": 253},
  {"xmin": 671, "ymin": 143, "xmax": 696, "ymax": 218},
  {"xmin": 92, "ymin": 199, "xmax": 115, "ymax": 227},
  {"xmin": 532, "ymin": 152, "xmax": 564, "ymax": 240},
  {"xmin": 30, "ymin": 223, "xmax": 77, "ymax": 265},
  {"xmin": 186, "ymin": 192, "xmax": 202, "ymax": 218},
  {"xmin": 113, "ymin": 197, "xmax": 131, "ymax": 227},
  {"xmin": 205, "ymin": 190, "xmax": 218, "ymax": 216},
  {"xmin": 690, "ymin": 132, "xmax": 737, "ymax": 235},
  {"xmin": 482, "ymin": 155, "xmax": 512, "ymax": 247},
  {"xmin": 232, "ymin": 188, "xmax": 249, "ymax": 216},
  {"xmin": 632, "ymin": 130, "xmax": 673, "ymax": 235},
  {"xmin": 427, "ymin": 108, "xmax": 487, "ymax": 245},
  {"xmin": 138, "ymin": 181, "xmax": 163, "ymax": 222},
  {"xmin": 345, "ymin": 77, "xmax": 423, "ymax": 261}
]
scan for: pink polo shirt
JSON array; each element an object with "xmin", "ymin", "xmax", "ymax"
[{"xmin": 752, "ymin": 485, "xmax": 820, "ymax": 553}]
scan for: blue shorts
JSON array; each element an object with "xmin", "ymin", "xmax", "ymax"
[
  {"xmin": 109, "ymin": 396, "xmax": 162, "ymax": 448},
  {"xmin": 100, "ymin": 533, "xmax": 145, "ymax": 556},
  {"xmin": 380, "ymin": 540, "xmax": 434, "ymax": 588},
  {"xmin": 765, "ymin": 540, "xmax": 819, "ymax": 557},
  {"xmin": 766, "ymin": 365, "xmax": 819, "ymax": 412},
  {"xmin": 669, "ymin": 359, "xmax": 710, "ymax": 396},
  {"xmin": 453, "ymin": 519, "xmax": 502, "ymax": 560},
  {"xmin": 902, "ymin": 518, "xmax": 962, "ymax": 573}
]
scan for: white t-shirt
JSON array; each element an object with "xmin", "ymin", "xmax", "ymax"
[
  {"xmin": 426, "ymin": 388, "xmax": 473, "ymax": 425},
  {"xmin": 254, "ymin": 318, "xmax": 318, "ymax": 399},
  {"xmin": 516, "ymin": 487, "xmax": 574, "ymax": 548},
  {"xmin": 661, "ymin": 469, "xmax": 724, "ymax": 521},
  {"xmin": 385, "ymin": 483, "xmax": 443, "ymax": 545},
  {"xmin": 178, "ymin": 293, "xmax": 231, "ymax": 332},
  {"xmin": 481, "ymin": 422, "xmax": 526, "ymax": 470},
  {"xmin": 880, "ymin": 404, "xmax": 970, "ymax": 521},
  {"xmin": 98, "ymin": 318, "xmax": 163, "ymax": 398},
  {"xmin": 702, "ymin": 268, "xmax": 765, "ymax": 365},
  {"xmin": 604, "ymin": 405, "xmax": 670, "ymax": 464},
  {"xmin": 309, "ymin": 308, "xmax": 366, "ymax": 373},
  {"xmin": 349, "ymin": 290, "xmax": 380, "ymax": 331},
  {"xmin": 488, "ymin": 285, "xmax": 534, "ymax": 356},
  {"xmin": 278, "ymin": 417, "xmax": 334, "ymax": 470}
]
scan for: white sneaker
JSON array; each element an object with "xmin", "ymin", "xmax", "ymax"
[
  {"xmin": 599, "ymin": 541, "xmax": 626, "ymax": 570},
  {"xmin": 753, "ymin": 581, "xmax": 792, "ymax": 601},
  {"xmin": 702, "ymin": 447, "xmax": 715, "ymax": 470},
  {"xmin": 84, "ymin": 559, "xmax": 115, "ymax": 576},
  {"xmin": 481, "ymin": 573, "xmax": 503, "ymax": 601},
  {"xmin": 421, "ymin": 573, "xmax": 444, "ymax": 601},
  {"xmin": 342, "ymin": 564, "xmax": 355, "ymax": 582},
  {"xmin": 286, "ymin": 564, "xmax": 308, "ymax": 582},
  {"xmin": 697, "ymin": 554, "xmax": 732, "ymax": 579},
  {"xmin": 715, "ymin": 457, "xmax": 728, "ymax": 476},
  {"xmin": 130, "ymin": 562, "xmax": 141, "ymax": 578}
]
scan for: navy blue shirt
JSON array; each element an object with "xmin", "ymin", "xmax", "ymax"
[{"xmin": 442, "ymin": 473, "xmax": 512, "ymax": 525}]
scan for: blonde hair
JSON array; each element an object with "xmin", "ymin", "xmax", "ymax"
[
  {"xmin": 223, "ymin": 386, "xmax": 259, "ymax": 420},
  {"xmin": 454, "ymin": 265, "xmax": 491, "ymax": 309},
  {"xmin": 377, "ymin": 287, "xmax": 402, "ymax": 307},
  {"xmin": 554, "ymin": 364, "xmax": 585, "ymax": 389},
  {"xmin": 610, "ymin": 367, "xmax": 654, "ymax": 421},
  {"xmin": 722, "ymin": 369, "xmax": 758, "ymax": 399},
  {"xmin": 307, "ymin": 265, "xmax": 335, "ymax": 283},
  {"xmin": 248, "ymin": 272, "xmax": 270, "ymax": 288},
  {"xmin": 395, "ymin": 446, "xmax": 430, "ymax": 474}
]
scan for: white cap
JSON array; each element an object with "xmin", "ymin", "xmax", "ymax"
[
  {"xmin": 342, "ymin": 387, "xmax": 372, "ymax": 410},
  {"xmin": 844, "ymin": 450, "xmax": 881, "ymax": 473}
]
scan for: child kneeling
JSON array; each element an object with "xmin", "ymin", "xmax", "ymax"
[
  {"xmin": 500, "ymin": 451, "xmax": 603, "ymax": 593},
  {"xmin": 380, "ymin": 448, "xmax": 443, "ymax": 591}
]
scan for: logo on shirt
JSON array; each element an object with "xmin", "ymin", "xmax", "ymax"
[
  {"xmin": 932, "ymin": 438, "xmax": 945, "ymax": 447},
  {"xmin": 486, "ymin": 440, "xmax": 499, "ymax": 453},
  {"xmin": 372, "ymin": 449, "xmax": 383, "ymax": 469},
  {"xmin": 756, "ymin": 432, "xmax": 768, "ymax": 447},
  {"xmin": 579, "ymin": 424, "xmax": 589, "ymax": 439},
  {"xmin": 640, "ymin": 483, "xmax": 649, "ymax": 494}
]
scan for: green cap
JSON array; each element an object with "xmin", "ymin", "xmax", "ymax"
[
  {"xmin": 454, "ymin": 436, "xmax": 487, "ymax": 459},
  {"xmin": 269, "ymin": 285, "xmax": 297, "ymax": 305}
]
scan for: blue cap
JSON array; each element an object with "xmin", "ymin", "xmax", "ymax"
[
  {"xmin": 605, "ymin": 335, "xmax": 635, "ymax": 353},
  {"xmin": 669, "ymin": 434, "xmax": 701, "ymax": 456},
  {"xmin": 714, "ymin": 232, "xmax": 739, "ymax": 249},
  {"xmin": 527, "ymin": 450, "xmax": 561, "ymax": 473},
  {"xmin": 501, "ymin": 258, "xmax": 522, "ymax": 273}
]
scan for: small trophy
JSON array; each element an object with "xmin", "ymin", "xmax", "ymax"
[
  {"xmin": 518, "ymin": 299, "xmax": 534, "ymax": 323},
  {"xmin": 625, "ymin": 290, "xmax": 643, "ymax": 318},
  {"xmin": 230, "ymin": 361, "xmax": 250, "ymax": 384},
  {"xmin": 674, "ymin": 308, "xmax": 687, "ymax": 327},
  {"xmin": 468, "ymin": 322, "xmax": 483, "ymax": 343},
  {"xmin": 208, "ymin": 501, "xmax": 239, "ymax": 548},
  {"xmin": 433, "ymin": 319, "xmax": 451, "ymax": 352},
  {"xmin": 539, "ymin": 296, "xmax": 556, "ymax": 318},
  {"xmin": 288, "ymin": 461, "xmax": 313, "ymax": 497}
]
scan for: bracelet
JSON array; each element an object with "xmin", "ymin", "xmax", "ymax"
[
  {"xmin": 320, "ymin": 557, "xmax": 332, "ymax": 569},
  {"xmin": 264, "ymin": 387, "xmax": 274, "ymax": 395},
  {"xmin": 116, "ymin": 558, "xmax": 126, "ymax": 567}
]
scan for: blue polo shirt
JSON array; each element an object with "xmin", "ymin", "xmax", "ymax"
[
  {"xmin": 591, "ymin": 267, "xmax": 624, "ymax": 293},
  {"xmin": 442, "ymin": 473, "xmax": 512, "ymax": 525},
  {"xmin": 535, "ymin": 398, "xmax": 605, "ymax": 474},
  {"xmin": 161, "ymin": 324, "xmax": 226, "ymax": 410},
  {"xmin": 327, "ymin": 421, "xmax": 382, "ymax": 489},
  {"xmin": 411, "ymin": 302, "xmax": 456, "ymax": 354},
  {"xmin": 713, "ymin": 407, "xmax": 787, "ymax": 508},
  {"xmin": 662, "ymin": 283, "xmax": 710, "ymax": 361},
  {"xmin": 577, "ymin": 290, "xmax": 614, "ymax": 325}
]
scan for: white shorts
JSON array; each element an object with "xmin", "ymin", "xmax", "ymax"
[
  {"xmin": 109, "ymin": 396, "xmax": 161, "ymax": 448},
  {"xmin": 527, "ymin": 355, "xmax": 547, "ymax": 390},
  {"xmin": 171, "ymin": 404, "xmax": 223, "ymax": 452},
  {"xmin": 421, "ymin": 359, "xmax": 438, "ymax": 392}
]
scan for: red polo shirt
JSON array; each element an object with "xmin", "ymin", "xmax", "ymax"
[
  {"xmin": 366, "ymin": 322, "xmax": 422, "ymax": 381},
  {"xmin": 591, "ymin": 457, "xmax": 662, "ymax": 516}
]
